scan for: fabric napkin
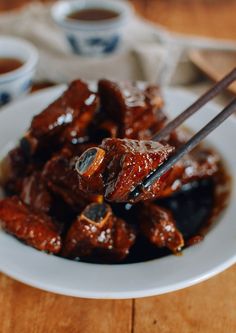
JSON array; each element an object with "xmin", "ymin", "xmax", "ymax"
[
  {"xmin": 0, "ymin": 3, "xmax": 177, "ymax": 84},
  {"xmin": 0, "ymin": 2, "xmax": 236, "ymax": 90}
]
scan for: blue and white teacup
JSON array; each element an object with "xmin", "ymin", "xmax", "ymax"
[
  {"xmin": 0, "ymin": 36, "xmax": 38, "ymax": 106},
  {"xmin": 51, "ymin": 0, "xmax": 133, "ymax": 57}
]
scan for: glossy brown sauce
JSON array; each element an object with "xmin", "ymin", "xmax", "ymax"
[
  {"xmin": 120, "ymin": 159, "xmax": 231, "ymax": 264},
  {"xmin": 0, "ymin": 57, "xmax": 23, "ymax": 75},
  {"xmin": 84, "ymin": 152, "xmax": 230, "ymax": 264},
  {"xmin": 67, "ymin": 8, "xmax": 119, "ymax": 21}
]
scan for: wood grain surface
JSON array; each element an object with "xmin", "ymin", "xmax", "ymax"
[
  {"xmin": 0, "ymin": 0, "xmax": 236, "ymax": 39},
  {"xmin": 189, "ymin": 49, "xmax": 236, "ymax": 94},
  {"xmin": 0, "ymin": 274, "xmax": 132, "ymax": 333},
  {"xmin": 134, "ymin": 266, "xmax": 236, "ymax": 333},
  {"xmin": 0, "ymin": 1, "xmax": 236, "ymax": 332}
]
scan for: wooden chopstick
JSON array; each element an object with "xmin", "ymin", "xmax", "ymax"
[
  {"xmin": 129, "ymin": 98, "xmax": 236, "ymax": 200},
  {"xmin": 129, "ymin": 68, "xmax": 236, "ymax": 201},
  {"xmin": 153, "ymin": 67, "xmax": 236, "ymax": 142}
]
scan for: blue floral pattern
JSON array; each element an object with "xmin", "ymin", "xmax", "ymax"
[
  {"xmin": 67, "ymin": 34, "xmax": 120, "ymax": 55},
  {"xmin": 0, "ymin": 92, "xmax": 11, "ymax": 106},
  {"xmin": 87, "ymin": 35, "xmax": 120, "ymax": 54},
  {"xmin": 67, "ymin": 35, "xmax": 82, "ymax": 55}
]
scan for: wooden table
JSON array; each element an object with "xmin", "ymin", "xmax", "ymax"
[{"xmin": 0, "ymin": 1, "xmax": 236, "ymax": 332}]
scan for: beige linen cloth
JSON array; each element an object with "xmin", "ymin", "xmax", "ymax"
[{"xmin": 0, "ymin": 2, "xmax": 235, "ymax": 98}]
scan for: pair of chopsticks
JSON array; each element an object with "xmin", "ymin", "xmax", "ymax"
[{"xmin": 129, "ymin": 67, "xmax": 236, "ymax": 200}]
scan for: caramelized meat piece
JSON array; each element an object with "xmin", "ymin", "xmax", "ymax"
[
  {"xmin": 90, "ymin": 120, "xmax": 118, "ymax": 143},
  {"xmin": 139, "ymin": 203, "xmax": 184, "ymax": 253},
  {"xmin": 164, "ymin": 128, "xmax": 190, "ymax": 149},
  {"xmin": 59, "ymin": 116, "xmax": 92, "ymax": 146},
  {"xmin": 43, "ymin": 148, "xmax": 102, "ymax": 212},
  {"xmin": 188, "ymin": 147, "xmax": 219, "ymax": 178},
  {"xmin": 76, "ymin": 138, "xmax": 174, "ymax": 202},
  {"xmin": 98, "ymin": 80, "xmax": 166, "ymax": 139},
  {"xmin": 0, "ymin": 197, "xmax": 61, "ymax": 253},
  {"xmin": 0, "ymin": 146, "xmax": 28, "ymax": 194},
  {"xmin": 159, "ymin": 147, "xmax": 220, "ymax": 198},
  {"xmin": 63, "ymin": 203, "xmax": 136, "ymax": 262},
  {"xmin": 97, "ymin": 120, "xmax": 118, "ymax": 139},
  {"xmin": 59, "ymin": 119, "xmax": 90, "ymax": 145},
  {"xmin": 22, "ymin": 80, "xmax": 99, "ymax": 154},
  {"xmin": 62, "ymin": 142, "xmax": 99, "ymax": 158},
  {"xmin": 76, "ymin": 147, "xmax": 106, "ymax": 195},
  {"xmin": 20, "ymin": 171, "xmax": 52, "ymax": 214}
]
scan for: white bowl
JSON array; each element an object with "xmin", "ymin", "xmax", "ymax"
[
  {"xmin": 0, "ymin": 85, "xmax": 235, "ymax": 299},
  {"xmin": 51, "ymin": 0, "xmax": 133, "ymax": 56},
  {"xmin": 0, "ymin": 36, "xmax": 38, "ymax": 106}
]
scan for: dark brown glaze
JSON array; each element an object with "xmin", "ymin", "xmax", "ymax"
[
  {"xmin": 62, "ymin": 203, "xmax": 136, "ymax": 263},
  {"xmin": 185, "ymin": 161, "xmax": 232, "ymax": 246},
  {"xmin": 98, "ymin": 120, "xmax": 118, "ymax": 139},
  {"xmin": 119, "ymin": 165, "xmax": 230, "ymax": 263},
  {"xmin": 138, "ymin": 203, "xmax": 184, "ymax": 253},
  {"xmin": 59, "ymin": 110, "xmax": 94, "ymax": 146},
  {"xmin": 20, "ymin": 171, "xmax": 52, "ymax": 214},
  {"xmin": 159, "ymin": 146, "xmax": 220, "ymax": 198},
  {"xmin": 22, "ymin": 80, "xmax": 99, "ymax": 155},
  {"xmin": 0, "ymin": 145, "xmax": 55, "ymax": 196},
  {"xmin": 91, "ymin": 120, "xmax": 118, "ymax": 142},
  {"xmin": 101, "ymin": 138, "xmax": 174, "ymax": 202},
  {"xmin": 76, "ymin": 147, "xmax": 106, "ymax": 195},
  {"xmin": 42, "ymin": 148, "xmax": 102, "ymax": 212},
  {"xmin": 0, "ymin": 197, "xmax": 61, "ymax": 253},
  {"xmin": 124, "ymin": 177, "xmax": 216, "ymax": 263},
  {"xmin": 187, "ymin": 235, "xmax": 204, "ymax": 246},
  {"xmin": 0, "ymin": 146, "xmax": 29, "ymax": 195},
  {"xmin": 62, "ymin": 141, "xmax": 99, "ymax": 158},
  {"xmin": 163, "ymin": 127, "xmax": 191, "ymax": 149},
  {"xmin": 76, "ymin": 138, "xmax": 174, "ymax": 202},
  {"xmin": 98, "ymin": 80, "xmax": 166, "ymax": 139}
]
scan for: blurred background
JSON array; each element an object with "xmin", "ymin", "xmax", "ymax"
[
  {"xmin": 1, "ymin": 0, "xmax": 236, "ymax": 39},
  {"xmin": 0, "ymin": 0, "xmax": 235, "ymax": 99}
]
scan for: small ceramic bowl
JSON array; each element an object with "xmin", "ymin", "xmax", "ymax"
[
  {"xmin": 51, "ymin": 0, "xmax": 133, "ymax": 56},
  {"xmin": 0, "ymin": 36, "xmax": 38, "ymax": 106}
]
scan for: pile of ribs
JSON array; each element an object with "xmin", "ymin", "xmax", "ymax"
[{"xmin": 0, "ymin": 79, "xmax": 220, "ymax": 263}]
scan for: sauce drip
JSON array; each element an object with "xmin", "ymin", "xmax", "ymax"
[
  {"xmin": 0, "ymin": 58, "xmax": 23, "ymax": 75},
  {"xmin": 67, "ymin": 8, "xmax": 119, "ymax": 21}
]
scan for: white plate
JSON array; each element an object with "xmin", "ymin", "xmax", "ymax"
[{"xmin": 0, "ymin": 85, "xmax": 235, "ymax": 299}]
